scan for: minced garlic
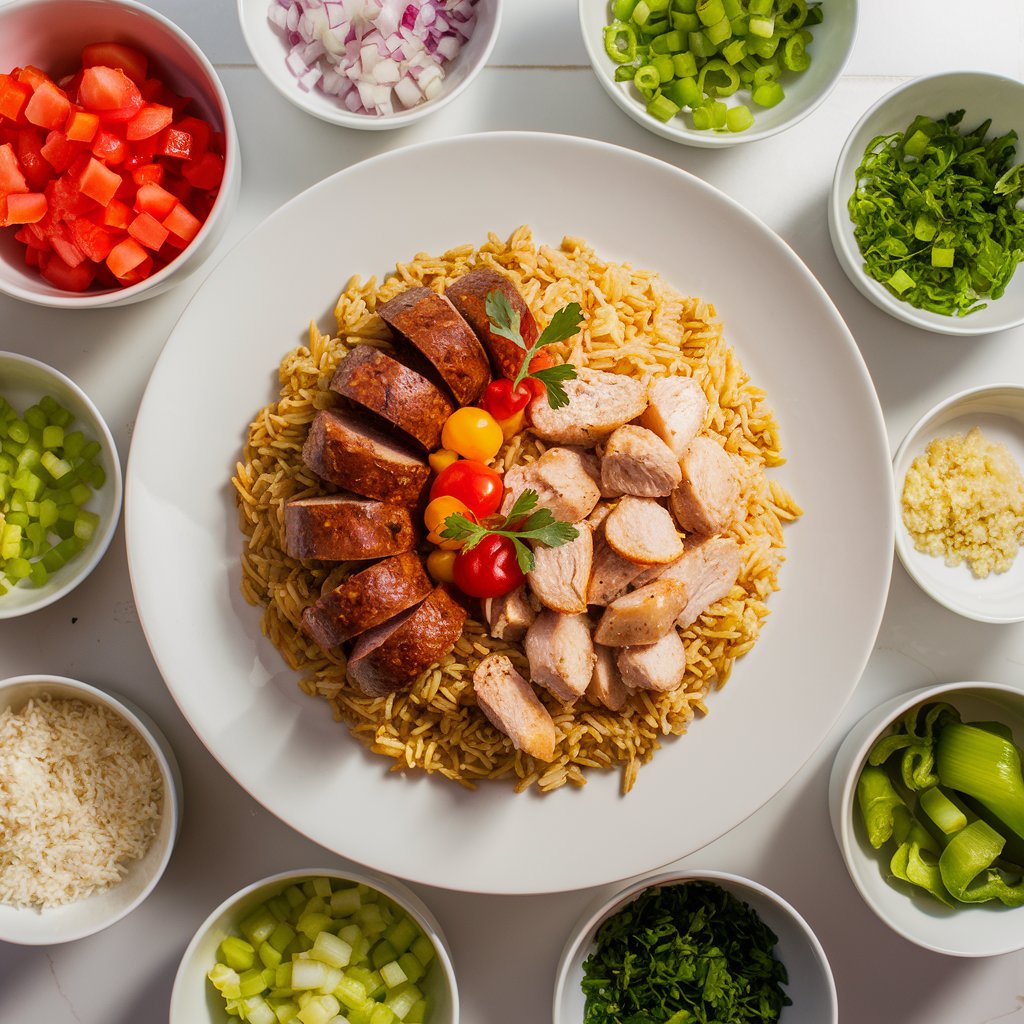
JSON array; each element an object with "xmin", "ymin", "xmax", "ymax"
[{"xmin": 902, "ymin": 426, "xmax": 1024, "ymax": 578}]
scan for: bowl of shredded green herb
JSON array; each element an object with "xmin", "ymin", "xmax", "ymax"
[
  {"xmin": 553, "ymin": 870, "xmax": 837, "ymax": 1024},
  {"xmin": 830, "ymin": 72, "xmax": 1024, "ymax": 335}
]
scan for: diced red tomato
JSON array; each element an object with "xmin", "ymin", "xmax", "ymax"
[
  {"xmin": 130, "ymin": 162, "xmax": 164, "ymax": 187},
  {"xmin": 0, "ymin": 78, "xmax": 32, "ymax": 122},
  {"xmin": 134, "ymin": 181, "xmax": 177, "ymax": 218},
  {"xmin": 70, "ymin": 217, "xmax": 114, "ymax": 261},
  {"xmin": 126, "ymin": 102, "xmax": 172, "ymax": 141},
  {"xmin": 81, "ymin": 42, "xmax": 149, "ymax": 86},
  {"xmin": 102, "ymin": 197, "xmax": 131, "ymax": 229},
  {"xmin": 182, "ymin": 151, "xmax": 223, "ymax": 191},
  {"xmin": 117, "ymin": 252, "xmax": 154, "ymax": 285},
  {"xmin": 157, "ymin": 126, "xmax": 193, "ymax": 160},
  {"xmin": 17, "ymin": 66, "xmax": 50, "ymax": 90},
  {"xmin": 162, "ymin": 202, "xmax": 201, "ymax": 244},
  {"xmin": 65, "ymin": 109, "xmax": 99, "ymax": 142},
  {"xmin": 15, "ymin": 129, "xmax": 50, "ymax": 188},
  {"xmin": 174, "ymin": 115, "xmax": 210, "ymax": 158},
  {"xmin": 78, "ymin": 156, "xmax": 121, "ymax": 206},
  {"xmin": 47, "ymin": 171, "xmax": 95, "ymax": 219},
  {"xmin": 24, "ymin": 80, "xmax": 70, "ymax": 131},
  {"xmin": 91, "ymin": 128, "xmax": 126, "ymax": 165},
  {"xmin": 50, "ymin": 228, "xmax": 86, "ymax": 268},
  {"xmin": 162, "ymin": 174, "xmax": 192, "ymax": 206},
  {"xmin": 41, "ymin": 252, "xmax": 95, "ymax": 291},
  {"xmin": 127, "ymin": 210, "xmax": 168, "ymax": 251},
  {"xmin": 23, "ymin": 243, "xmax": 44, "ymax": 268},
  {"xmin": 79, "ymin": 66, "xmax": 142, "ymax": 117},
  {"xmin": 106, "ymin": 236, "xmax": 147, "ymax": 278},
  {"xmin": 3, "ymin": 192, "xmax": 47, "ymax": 224},
  {"xmin": 40, "ymin": 131, "xmax": 79, "ymax": 173},
  {"xmin": 0, "ymin": 143, "xmax": 28, "ymax": 194}
]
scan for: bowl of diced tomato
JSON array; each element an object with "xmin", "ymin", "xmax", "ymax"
[{"xmin": 0, "ymin": 0, "xmax": 240, "ymax": 307}]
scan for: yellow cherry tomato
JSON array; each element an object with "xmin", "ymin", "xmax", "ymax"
[
  {"xmin": 428, "ymin": 448, "xmax": 460, "ymax": 474},
  {"xmin": 426, "ymin": 548, "xmax": 457, "ymax": 584},
  {"xmin": 441, "ymin": 407, "xmax": 504, "ymax": 463},
  {"xmin": 496, "ymin": 407, "xmax": 526, "ymax": 442},
  {"xmin": 424, "ymin": 495, "xmax": 471, "ymax": 550}
]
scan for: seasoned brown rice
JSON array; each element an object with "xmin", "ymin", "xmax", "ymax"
[{"xmin": 231, "ymin": 227, "xmax": 802, "ymax": 793}]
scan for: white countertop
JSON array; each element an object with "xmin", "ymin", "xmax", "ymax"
[{"xmin": 3, "ymin": 1, "xmax": 1024, "ymax": 1021}]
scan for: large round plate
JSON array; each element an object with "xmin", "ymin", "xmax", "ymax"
[{"xmin": 127, "ymin": 132, "xmax": 893, "ymax": 895}]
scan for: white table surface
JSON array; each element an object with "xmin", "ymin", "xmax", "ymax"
[{"xmin": 3, "ymin": 1, "xmax": 1024, "ymax": 1021}]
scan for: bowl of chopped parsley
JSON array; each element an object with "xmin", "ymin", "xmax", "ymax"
[
  {"xmin": 830, "ymin": 72, "xmax": 1024, "ymax": 335},
  {"xmin": 553, "ymin": 870, "xmax": 837, "ymax": 1024}
]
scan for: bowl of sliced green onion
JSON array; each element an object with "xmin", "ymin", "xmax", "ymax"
[
  {"xmin": 830, "ymin": 681, "xmax": 1024, "ymax": 956},
  {"xmin": 830, "ymin": 72, "xmax": 1024, "ymax": 335},
  {"xmin": 579, "ymin": 0, "xmax": 856, "ymax": 147},
  {"xmin": 0, "ymin": 352, "xmax": 121, "ymax": 617}
]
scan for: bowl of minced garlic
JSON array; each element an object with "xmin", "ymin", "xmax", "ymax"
[
  {"xmin": 0, "ymin": 674, "xmax": 181, "ymax": 944},
  {"xmin": 894, "ymin": 384, "xmax": 1024, "ymax": 623}
]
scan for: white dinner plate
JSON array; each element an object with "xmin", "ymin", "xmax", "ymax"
[{"xmin": 126, "ymin": 132, "xmax": 893, "ymax": 895}]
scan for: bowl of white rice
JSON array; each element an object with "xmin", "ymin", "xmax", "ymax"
[{"xmin": 0, "ymin": 674, "xmax": 182, "ymax": 944}]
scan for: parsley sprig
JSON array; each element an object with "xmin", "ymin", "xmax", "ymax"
[
  {"xmin": 440, "ymin": 488, "xmax": 579, "ymax": 573},
  {"xmin": 485, "ymin": 290, "xmax": 583, "ymax": 409}
]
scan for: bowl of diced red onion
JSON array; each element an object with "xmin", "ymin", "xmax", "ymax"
[{"xmin": 239, "ymin": 0, "xmax": 502, "ymax": 129}]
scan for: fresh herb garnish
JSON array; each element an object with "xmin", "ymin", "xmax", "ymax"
[
  {"xmin": 848, "ymin": 109, "xmax": 1024, "ymax": 317},
  {"xmin": 581, "ymin": 882, "xmax": 791, "ymax": 1024},
  {"xmin": 485, "ymin": 290, "xmax": 583, "ymax": 408},
  {"xmin": 440, "ymin": 488, "xmax": 578, "ymax": 573}
]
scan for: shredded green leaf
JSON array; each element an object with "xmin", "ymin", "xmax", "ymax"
[
  {"xmin": 848, "ymin": 109, "xmax": 1024, "ymax": 317},
  {"xmin": 581, "ymin": 882, "xmax": 791, "ymax": 1024}
]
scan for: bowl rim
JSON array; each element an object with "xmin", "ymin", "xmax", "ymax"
[
  {"xmin": 831, "ymin": 679, "xmax": 1024, "ymax": 957},
  {"xmin": 0, "ymin": 0, "xmax": 240, "ymax": 309},
  {"xmin": 828, "ymin": 69, "xmax": 1024, "ymax": 336},
  {"xmin": 552, "ymin": 868, "xmax": 837, "ymax": 1023},
  {"xmin": 236, "ymin": 0, "xmax": 504, "ymax": 130},
  {"xmin": 0, "ymin": 672, "xmax": 182, "ymax": 944},
  {"xmin": 576, "ymin": 0, "xmax": 859, "ymax": 148},
  {"xmin": 169, "ymin": 865, "xmax": 461, "ymax": 1023},
  {"xmin": 891, "ymin": 381, "xmax": 1024, "ymax": 623},
  {"xmin": 0, "ymin": 350, "xmax": 123, "ymax": 618}
]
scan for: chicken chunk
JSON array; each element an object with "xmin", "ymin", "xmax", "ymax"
[
  {"xmin": 604, "ymin": 495, "xmax": 684, "ymax": 565},
  {"xmin": 525, "ymin": 611, "xmax": 595, "ymax": 703},
  {"xmin": 639, "ymin": 376, "xmax": 709, "ymax": 459},
  {"xmin": 593, "ymin": 579, "xmax": 688, "ymax": 647},
  {"xmin": 617, "ymin": 630, "xmax": 687, "ymax": 692},
  {"xmin": 499, "ymin": 446, "xmax": 601, "ymax": 524},
  {"xmin": 587, "ymin": 643, "xmax": 629, "ymax": 711},
  {"xmin": 587, "ymin": 513, "xmax": 646, "ymax": 606},
  {"xmin": 473, "ymin": 654, "xmax": 557, "ymax": 762},
  {"xmin": 528, "ymin": 525, "xmax": 593, "ymax": 614},
  {"xmin": 600, "ymin": 425, "xmax": 681, "ymax": 498},
  {"xmin": 482, "ymin": 584, "xmax": 537, "ymax": 642},
  {"xmin": 528, "ymin": 368, "xmax": 648, "ymax": 447},
  {"xmin": 670, "ymin": 436, "xmax": 741, "ymax": 537}
]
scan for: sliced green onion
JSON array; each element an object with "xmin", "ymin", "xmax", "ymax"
[
  {"xmin": 647, "ymin": 93, "xmax": 681, "ymax": 121},
  {"xmin": 919, "ymin": 786, "xmax": 968, "ymax": 835},
  {"xmin": 752, "ymin": 80, "xmax": 784, "ymax": 107},
  {"xmin": 604, "ymin": 22, "xmax": 638, "ymax": 63}
]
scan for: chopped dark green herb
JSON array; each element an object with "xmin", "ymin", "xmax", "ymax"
[
  {"xmin": 581, "ymin": 881, "xmax": 791, "ymax": 1024},
  {"xmin": 848, "ymin": 109, "xmax": 1024, "ymax": 316}
]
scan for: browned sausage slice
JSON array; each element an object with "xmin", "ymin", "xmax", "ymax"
[
  {"xmin": 446, "ymin": 267, "xmax": 538, "ymax": 381},
  {"xmin": 347, "ymin": 585, "xmax": 467, "ymax": 697},
  {"xmin": 302, "ymin": 409, "xmax": 431, "ymax": 507},
  {"xmin": 378, "ymin": 287, "xmax": 490, "ymax": 406},
  {"xmin": 329, "ymin": 345, "xmax": 454, "ymax": 451},
  {"xmin": 301, "ymin": 552, "xmax": 432, "ymax": 650},
  {"xmin": 284, "ymin": 495, "xmax": 416, "ymax": 561}
]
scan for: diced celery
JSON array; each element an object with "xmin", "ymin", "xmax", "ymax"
[
  {"xmin": 260, "ymin": 942, "xmax": 284, "ymax": 970},
  {"xmin": 42, "ymin": 424, "xmax": 64, "ymax": 449},
  {"xmin": 379, "ymin": 961, "xmax": 407, "ymax": 989},
  {"xmin": 270, "ymin": 922, "xmax": 297, "ymax": 954},
  {"xmin": 242, "ymin": 909, "xmax": 279, "ymax": 946},
  {"xmin": 334, "ymin": 976, "xmax": 369, "ymax": 1011},
  {"xmin": 409, "ymin": 935, "xmax": 434, "ymax": 968},
  {"xmin": 311, "ymin": 931, "xmax": 352, "ymax": 969},
  {"xmin": 312, "ymin": 878, "xmax": 333, "ymax": 900},
  {"xmin": 244, "ymin": 996, "xmax": 278, "ymax": 1024},
  {"xmin": 405, "ymin": 998, "xmax": 426, "ymax": 1024},
  {"xmin": 372, "ymin": 940, "xmax": 398, "ymax": 971},
  {"xmin": 385, "ymin": 985, "xmax": 421, "ymax": 1021},
  {"xmin": 297, "ymin": 912, "xmax": 333, "ymax": 941},
  {"xmin": 343, "ymin": 966, "xmax": 383, "ymax": 1001},
  {"xmin": 273, "ymin": 1000, "xmax": 300, "ymax": 1024},
  {"xmin": 397, "ymin": 953, "xmax": 423, "ymax": 985},
  {"xmin": 292, "ymin": 959, "xmax": 331, "ymax": 991},
  {"xmin": 331, "ymin": 888, "xmax": 362, "ymax": 917},
  {"xmin": 239, "ymin": 968, "xmax": 269, "ymax": 998},
  {"xmin": 369, "ymin": 1004, "xmax": 396, "ymax": 1024},
  {"xmin": 383, "ymin": 918, "xmax": 417, "ymax": 956},
  {"xmin": 221, "ymin": 937, "xmax": 257, "ymax": 972}
]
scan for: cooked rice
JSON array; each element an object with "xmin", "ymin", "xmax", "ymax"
[{"xmin": 232, "ymin": 227, "xmax": 802, "ymax": 793}]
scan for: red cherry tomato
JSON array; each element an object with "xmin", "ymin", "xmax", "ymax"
[
  {"xmin": 523, "ymin": 349, "xmax": 555, "ymax": 401},
  {"xmin": 430, "ymin": 460, "xmax": 504, "ymax": 519},
  {"xmin": 480, "ymin": 378, "xmax": 531, "ymax": 421},
  {"xmin": 453, "ymin": 535, "xmax": 525, "ymax": 598}
]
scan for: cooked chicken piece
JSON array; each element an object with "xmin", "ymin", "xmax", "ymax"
[
  {"xmin": 593, "ymin": 580, "xmax": 688, "ymax": 647},
  {"xmin": 499, "ymin": 446, "xmax": 600, "ymax": 523},
  {"xmin": 587, "ymin": 513, "xmax": 647, "ymax": 606},
  {"xmin": 586, "ymin": 643, "xmax": 629, "ymax": 711},
  {"xmin": 604, "ymin": 495, "xmax": 684, "ymax": 565},
  {"xmin": 670, "ymin": 436, "xmax": 742, "ymax": 537},
  {"xmin": 586, "ymin": 501, "xmax": 613, "ymax": 528},
  {"xmin": 482, "ymin": 584, "xmax": 537, "ymax": 642},
  {"xmin": 527, "ymin": 525, "xmax": 592, "ymax": 614},
  {"xmin": 567, "ymin": 446, "xmax": 622, "ymax": 499},
  {"xmin": 639, "ymin": 376, "xmax": 709, "ymax": 459},
  {"xmin": 473, "ymin": 654, "xmax": 557, "ymax": 762},
  {"xmin": 528, "ymin": 368, "xmax": 648, "ymax": 447},
  {"xmin": 617, "ymin": 629, "xmax": 687, "ymax": 692},
  {"xmin": 525, "ymin": 611, "xmax": 595, "ymax": 703},
  {"xmin": 601, "ymin": 425, "xmax": 682, "ymax": 498}
]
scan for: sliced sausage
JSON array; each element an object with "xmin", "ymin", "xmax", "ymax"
[
  {"xmin": 524, "ymin": 610, "xmax": 595, "ymax": 704},
  {"xmin": 482, "ymin": 584, "xmax": 537, "ymax": 642},
  {"xmin": 593, "ymin": 580, "xmax": 688, "ymax": 647},
  {"xmin": 302, "ymin": 408, "xmax": 430, "ymax": 507},
  {"xmin": 378, "ymin": 287, "xmax": 490, "ymax": 405},
  {"xmin": 528, "ymin": 368, "xmax": 648, "ymax": 447},
  {"xmin": 604, "ymin": 496, "xmax": 684, "ymax": 565},
  {"xmin": 473, "ymin": 654, "xmax": 557, "ymax": 762},
  {"xmin": 587, "ymin": 643, "xmax": 629, "ymax": 712},
  {"xmin": 329, "ymin": 344, "xmax": 454, "ymax": 451},
  {"xmin": 669, "ymin": 436, "xmax": 742, "ymax": 537},
  {"xmin": 601, "ymin": 425, "xmax": 682, "ymax": 498},
  {"xmin": 527, "ymin": 525, "xmax": 592, "ymax": 614},
  {"xmin": 639, "ymin": 376, "xmax": 709, "ymax": 459},
  {"xmin": 587, "ymin": 514, "xmax": 647, "ymax": 606},
  {"xmin": 284, "ymin": 495, "xmax": 416, "ymax": 561},
  {"xmin": 446, "ymin": 267, "xmax": 539, "ymax": 381},
  {"xmin": 347, "ymin": 585, "xmax": 467, "ymax": 697},
  {"xmin": 301, "ymin": 552, "xmax": 432, "ymax": 650},
  {"xmin": 499, "ymin": 446, "xmax": 601, "ymax": 524},
  {"xmin": 617, "ymin": 630, "xmax": 687, "ymax": 693}
]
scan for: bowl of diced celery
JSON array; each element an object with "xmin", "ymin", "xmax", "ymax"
[
  {"xmin": 829, "ymin": 681, "xmax": 1024, "ymax": 957},
  {"xmin": 578, "ymin": 0, "xmax": 857, "ymax": 147},
  {"xmin": 0, "ymin": 351, "xmax": 121, "ymax": 618},
  {"xmin": 170, "ymin": 868, "xmax": 459, "ymax": 1024}
]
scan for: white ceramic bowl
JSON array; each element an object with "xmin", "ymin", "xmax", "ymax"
[
  {"xmin": 238, "ymin": 0, "xmax": 502, "ymax": 130},
  {"xmin": 892, "ymin": 383, "xmax": 1024, "ymax": 624},
  {"xmin": 171, "ymin": 867, "xmax": 460, "ymax": 1024},
  {"xmin": 830, "ymin": 72, "xmax": 1024, "ymax": 335},
  {"xmin": 553, "ymin": 870, "xmax": 837, "ymax": 1024},
  {"xmin": 0, "ymin": 674, "xmax": 182, "ymax": 945},
  {"xmin": 0, "ymin": 351, "xmax": 122, "ymax": 618},
  {"xmin": 0, "ymin": 0, "xmax": 240, "ymax": 308},
  {"xmin": 578, "ymin": 0, "xmax": 856, "ymax": 148},
  {"xmin": 829, "ymin": 681, "xmax": 1024, "ymax": 957}
]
